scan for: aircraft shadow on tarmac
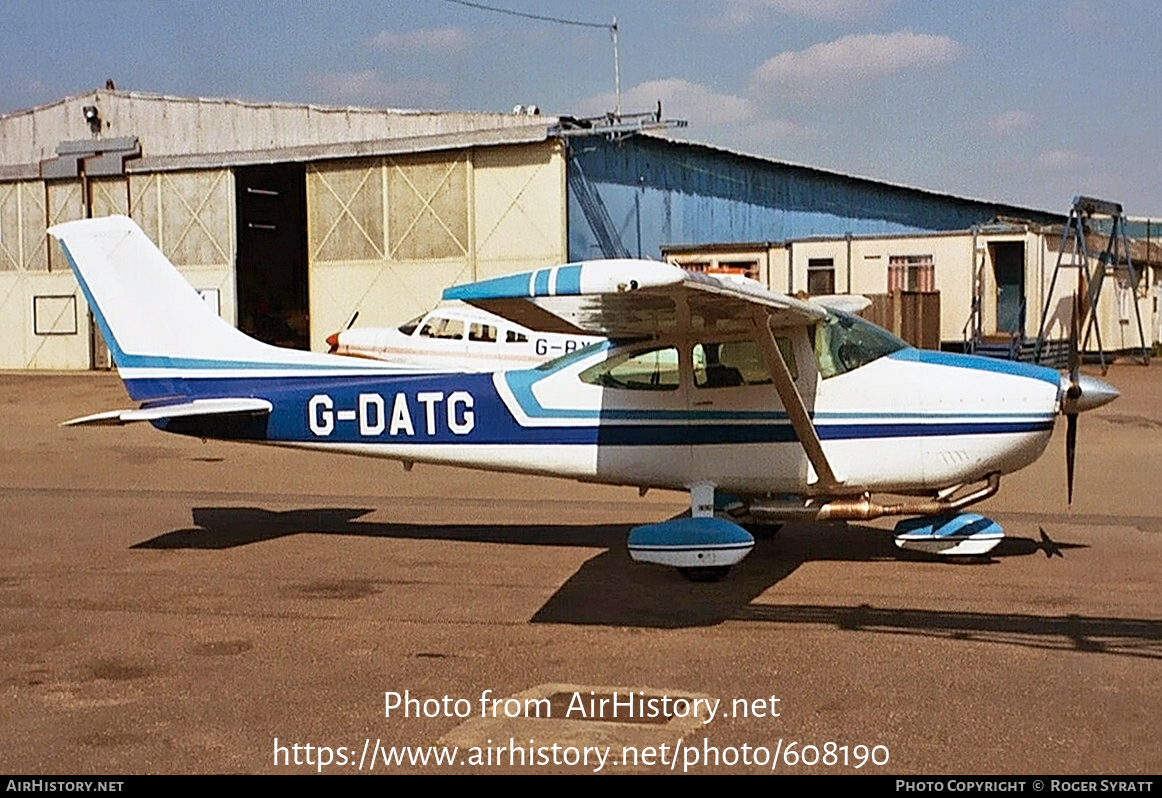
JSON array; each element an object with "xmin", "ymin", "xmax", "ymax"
[{"xmin": 132, "ymin": 507, "xmax": 1162, "ymax": 658}]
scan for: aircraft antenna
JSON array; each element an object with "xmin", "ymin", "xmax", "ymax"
[{"xmin": 612, "ymin": 17, "xmax": 621, "ymax": 117}]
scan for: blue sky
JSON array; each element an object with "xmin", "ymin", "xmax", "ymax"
[{"xmin": 3, "ymin": 0, "xmax": 1159, "ymax": 214}]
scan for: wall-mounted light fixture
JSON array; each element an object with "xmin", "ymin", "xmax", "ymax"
[{"xmin": 82, "ymin": 105, "xmax": 101, "ymax": 134}]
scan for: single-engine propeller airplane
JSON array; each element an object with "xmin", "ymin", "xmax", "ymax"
[
  {"xmin": 51, "ymin": 215, "xmax": 1118, "ymax": 581},
  {"xmin": 325, "ymin": 302, "xmax": 601, "ymax": 371}
]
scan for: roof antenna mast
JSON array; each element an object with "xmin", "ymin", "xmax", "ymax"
[{"xmin": 611, "ymin": 17, "xmax": 621, "ymax": 118}]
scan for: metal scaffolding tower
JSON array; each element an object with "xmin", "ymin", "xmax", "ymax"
[{"xmin": 1034, "ymin": 196, "xmax": 1150, "ymax": 371}]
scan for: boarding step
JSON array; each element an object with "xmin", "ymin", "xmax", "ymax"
[{"xmin": 969, "ymin": 337, "xmax": 1068, "ymax": 368}]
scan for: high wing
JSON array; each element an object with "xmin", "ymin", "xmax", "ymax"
[
  {"xmin": 444, "ymin": 259, "xmax": 841, "ymax": 488},
  {"xmin": 442, "ymin": 260, "xmax": 826, "ymax": 338}
]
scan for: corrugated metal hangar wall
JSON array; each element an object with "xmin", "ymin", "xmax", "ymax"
[{"xmin": 565, "ymin": 135, "xmax": 1061, "ymax": 262}]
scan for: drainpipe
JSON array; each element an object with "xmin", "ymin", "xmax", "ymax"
[
  {"xmin": 787, "ymin": 241, "xmax": 794, "ymax": 293},
  {"xmin": 845, "ymin": 231, "xmax": 853, "ymax": 294}
]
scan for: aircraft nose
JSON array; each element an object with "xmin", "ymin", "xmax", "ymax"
[
  {"xmin": 1059, "ymin": 373, "xmax": 1119, "ymax": 414},
  {"xmin": 325, "ymin": 332, "xmax": 339, "ymax": 352}
]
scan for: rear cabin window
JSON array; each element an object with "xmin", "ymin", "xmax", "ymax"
[
  {"xmin": 579, "ymin": 346, "xmax": 680, "ymax": 391},
  {"xmin": 692, "ymin": 339, "xmax": 793, "ymax": 388},
  {"xmin": 468, "ymin": 322, "xmax": 497, "ymax": 343}
]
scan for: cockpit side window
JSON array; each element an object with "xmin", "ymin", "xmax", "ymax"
[
  {"xmin": 419, "ymin": 317, "xmax": 464, "ymax": 340},
  {"xmin": 579, "ymin": 346, "xmax": 680, "ymax": 391},
  {"xmin": 813, "ymin": 310, "xmax": 907, "ymax": 379}
]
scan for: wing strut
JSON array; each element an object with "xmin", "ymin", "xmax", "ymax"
[{"xmin": 755, "ymin": 314, "xmax": 842, "ymax": 489}]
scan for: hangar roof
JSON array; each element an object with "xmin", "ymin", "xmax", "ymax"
[{"xmin": 0, "ymin": 89, "xmax": 557, "ymax": 175}]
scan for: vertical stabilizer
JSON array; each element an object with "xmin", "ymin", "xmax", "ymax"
[{"xmin": 49, "ymin": 215, "xmax": 281, "ymax": 369}]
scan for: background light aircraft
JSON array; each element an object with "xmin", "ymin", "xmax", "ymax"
[
  {"xmin": 51, "ymin": 216, "xmax": 1118, "ymax": 581},
  {"xmin": 326, "ymin": 303, "xmax": 601, "ymax": 371}
]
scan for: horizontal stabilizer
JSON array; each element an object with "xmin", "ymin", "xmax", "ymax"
[{"xmin": 62, "ymin": 397, "xmax": 272, "ymax": 427}]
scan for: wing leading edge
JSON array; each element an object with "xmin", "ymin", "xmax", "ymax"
[{"xmin": 442, "ymin": 260, "xmax": 826, "ymax": 338}]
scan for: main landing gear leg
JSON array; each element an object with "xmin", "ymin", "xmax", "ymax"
[{"xmin": 678, "ymin": 482, "xmax": 731, "ymax": 582}]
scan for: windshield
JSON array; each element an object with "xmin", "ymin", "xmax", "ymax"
[
  {"xmin": 814, "ymin": 310, "xmax": 908, "ymax": 378},
  {"xmin": 397, "ymin": 314, "xmax": 424, "ymax": 336}
]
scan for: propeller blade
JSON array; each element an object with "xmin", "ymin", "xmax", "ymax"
[
  {"xmin": 1068, "ymin": 291, "xmax": 1080, "ymax": 379},
  {"xmin": 1064, "ymin": 283, "xmax": 1080, "ymax": 505},
  {"xmin": 1065, "ymin": 412, "xmax": 1077, "ymax": 505}
]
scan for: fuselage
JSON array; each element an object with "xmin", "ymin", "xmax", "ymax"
[{"xmin": 138, "ymin": 314, "xmax": 1062, "ymax": 498}]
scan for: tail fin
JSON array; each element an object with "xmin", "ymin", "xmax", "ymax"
[
  {"xmin": 49, "ymin": 215, "xmax": 375, "ymax": 402},
  {"xmin": 49, "ymin": 215, "xmax": 280, "ymax": 370}
]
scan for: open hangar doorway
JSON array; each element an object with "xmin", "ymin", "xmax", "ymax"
[{"xmin": 234, "ymin": 163, "xmax": 309, "ymax": 350}]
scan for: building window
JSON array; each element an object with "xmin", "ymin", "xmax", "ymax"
[
  {"xmin": 807, "ymin": 258, "xmax": 835, "ymax": 294},
  {"xmin": 718, "ymin": 260, "xmax": 759, "ymax": 280},
  {"xmin": 679, "ymin": 260, "xmax": 758, "ymax": 280},
  {"xmin": 888, "ymin": 254, "xmax": 934, "ymax": 291}
]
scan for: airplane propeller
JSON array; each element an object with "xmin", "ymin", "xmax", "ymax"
[{"xmin": 1057, "ymin": 292, "xmax": 1119, "ymax": 504}]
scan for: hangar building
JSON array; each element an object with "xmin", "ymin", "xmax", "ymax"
[
  {"xmin": 1, "ymin": 88, "xmax": 1067, "ymax": 370},
  {"xmin": 663, "ymin": 221, "xmax": 1160, "ymax": 356}
]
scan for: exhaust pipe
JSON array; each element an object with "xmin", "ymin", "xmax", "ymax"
[{"xmin": 748, "ymin": 473, "xmax": 1001, "ymax": 522}]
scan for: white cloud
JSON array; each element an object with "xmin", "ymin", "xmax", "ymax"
[
  {"xmin": 368, "ymin": 27, "xmax": 468, "ymax": 53},
  {"xmin": 986, "ymin": 110, "xmax": 1033, "ymax": 136},
  {"xmin": 751, "ymin": 31, "xmax": 962, "ymax": 98},
  {"xmin": 306, "ymin": 70, "xmax": 451, "ymax": 106},
  {"xmin": 581, "ymin": 79, "xmax": 754, "ymax": 126}
]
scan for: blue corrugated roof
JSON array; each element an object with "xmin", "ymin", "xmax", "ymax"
[{"xmin": 566, "ymin": 135, "xmax": 1064, "ymax": 261}]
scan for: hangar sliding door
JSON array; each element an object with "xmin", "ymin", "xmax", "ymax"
[{"xmin": 235, "ymin": 163, "xmax": 309, "ymax": 350}]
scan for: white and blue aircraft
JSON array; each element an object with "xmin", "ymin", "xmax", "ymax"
[
  {"xmin": 325, "ymin": 303, "xmax": 601, "ymax": 371},
  {"xmin": 51, "ymin": 216, "xmax": 1118, "ymax": 581}
]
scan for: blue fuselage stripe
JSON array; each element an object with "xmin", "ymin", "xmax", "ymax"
[
  {"xmin": 888, "ymin": 348, "xmax": 1061, "ymax": 386},
  {"xmin": 125, "ymin": 372, "xmax": 1054, "ymax": 446}
]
